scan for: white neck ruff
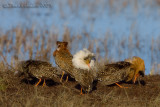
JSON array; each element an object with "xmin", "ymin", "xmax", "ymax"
[{"xmin": 72, "ymin": 49, "xmax": 95, "ymax": 70}]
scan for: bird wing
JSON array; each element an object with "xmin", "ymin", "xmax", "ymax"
[
  {"xmin": 73, "ymin": 68, "xmax": 95, "ymax": 92},
  {"xmin": 17, "ymin": 60, "xmax": 60, "ymax": 83},
  {"xmin": 98, "ymin": 61, "xmax": 132, "ymax": 85},
  {"xmin": 54, "ymin": 50, "xmax": 74, "ymax": 75}
]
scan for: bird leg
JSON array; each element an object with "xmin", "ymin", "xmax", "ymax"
[
  {"xmin": 115, "ymin": 83, "xmax": 128, "ymax": 88},
  {"xmin": 80, "ymin": 88, "xmax": 84, "ymax": 95},
  {"xmin": 60, "ymin": 71, "xmax": 65, "ymax": 82},
  {"xmin": 35, "ymin": 78, "xmax": 42, "ymax": 86},
  {"xmin": 133, "ymin": 74, "xmax": 139, "ymax": 83},
  {"xmin": 65, "ymin": 76, "xmax": 68, "ymax": 82},
  {"xmin": 42, "ymin": 79, "xmax": 46, "ymax": 87}
]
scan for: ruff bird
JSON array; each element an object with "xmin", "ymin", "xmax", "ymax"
[
  {"xmin": 72, "ymin": 48, "xmax": 97, "ymax": 94},
  {"xmin": 124, "ymin": 56, "xmax": 145, "ymax": 83},
  {"xmin": 15, "ymin": 60, "xmax": 59, "ymax": 86},
  {"xmin": 53, "ymin": 41, "xmax": 96, "ymax": 94},
  {"xmin": 53, "ymin": 41, "xmax": 74, "ymax": 82},
  {"xmin": 98, "ymin": 57, "xmax": 145, "ymax": 88},
  {"xmin": 97, "ymin": 61, "xmax": 134, "ymax": 88}
]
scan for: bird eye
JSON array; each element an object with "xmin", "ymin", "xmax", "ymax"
[
  {"xmin": 92, "ymin": 56, "xmax": 96, "ymax": 61},
  {"xmin": 84, "ymin": 57, "xmax": 88, "ymax": 60}
]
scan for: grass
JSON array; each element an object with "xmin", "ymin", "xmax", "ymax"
[
  {"xmin": 0, "ymin": 66, "xmax": 160, "ymax": 107},
  {"xmin": 1, "ymin": 0, "xmax": 160, "ymax": 106},
  {"xmin": 0, "ymin": 27, "xmax": 160, "ymax": 74}
]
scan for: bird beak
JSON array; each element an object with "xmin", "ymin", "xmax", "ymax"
[{"xmin": 88, "ymin": 64, "xmax": 90, "ymax": 68}]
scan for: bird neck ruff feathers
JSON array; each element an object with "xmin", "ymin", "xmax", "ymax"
[{"xmin": 72, "ymin": 48, "xmax": 95, "ymax": 70}]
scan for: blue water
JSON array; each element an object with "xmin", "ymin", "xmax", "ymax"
[{"xmin": 1, "ymin": 0, "xmax": 160, "ymax": 74}]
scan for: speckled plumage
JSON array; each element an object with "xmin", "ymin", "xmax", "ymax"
[
  {"xmin": 54, "ymin": 42, "xmax": 96, "ymax": 93},
  {"xmin": 72, "ymin": 49, "xmax": 97, "ymax": 93},
  {"xmin": 53, "ymin": 41, "xmax": 74, "ymax": 77},
  {"xmin": 98, "ymin": 56, "xmax": 145, "ymax": 86},
  {"xmin": 16, "ymin": 60, "xmax": 59, "ymax": 81},
  {"xmin": 72, "ymin": 66, "xmax": 97, "ymax": 93},
  {"xmin": 97, "ymin": 61, "xmax": 135, "ymax": 86}
]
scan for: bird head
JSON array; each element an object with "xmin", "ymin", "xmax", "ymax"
[
  {"xmin": 53, "ymin": 41, "xmax": 69, "ymax": 57},
  {"xmin": 56, "ymin": 41, "xmax": 68, "ymax": 51},
  {"xmin": 84, "ymin": 54, "xmax": 96, "ymax": 68},
  {"xmin": 72, "ymin": 49, "xmax": 96, "ymax": 70},
  {"xmin": 125, "ymin": 56, "xmax": 145, "ymax": 83}
]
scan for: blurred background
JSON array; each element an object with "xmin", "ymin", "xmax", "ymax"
[{"xmin": 0, "ymin": 0, "xmax": 160, "ymax": 74}]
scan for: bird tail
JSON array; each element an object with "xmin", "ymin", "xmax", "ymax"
[
  {"xmin": 14, "ymin": 70, "xmax": 24, "ymax": 77},
  {"xmin": 13, "ymin": 60, "xmax": 27, "ymax": 77}
]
